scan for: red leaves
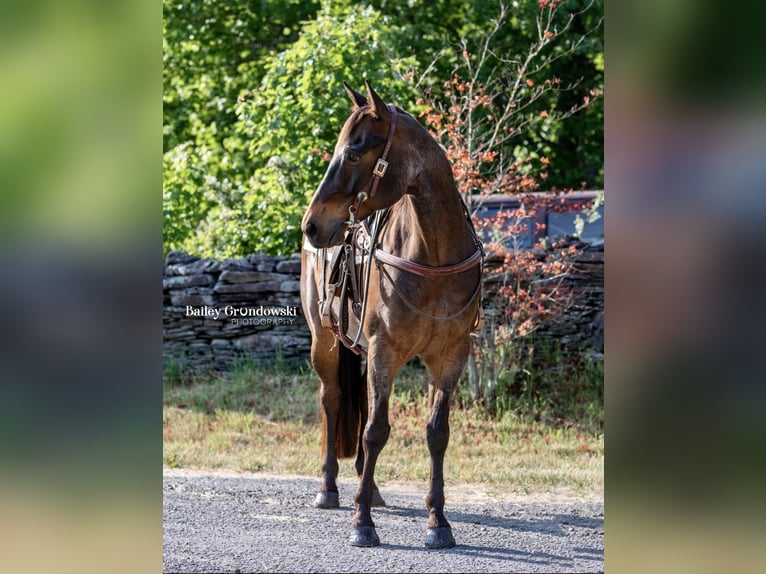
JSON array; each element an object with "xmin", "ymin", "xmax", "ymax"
[
  {"xmin": 419, "ymin": 69, "xmax": 588, "ymax": 347},
  {"xmin": 480, "ymin": 191, "xmax": 583, "ymax": 345}
]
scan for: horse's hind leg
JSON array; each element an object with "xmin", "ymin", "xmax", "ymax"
[
  {"xmin": 423, "ymin": 384, "xmax": 457, "ymax": 548},
  {"xmin": 311, "ymin": 338, "xmax": 342, "ymax": 509}
]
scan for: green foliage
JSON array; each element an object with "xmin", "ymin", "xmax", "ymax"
[
  {"xmin": 162, "ymin": 0, "xmax": 320, "ymax": 257},
  {"xmin": 164, "ymin": 358, "xmax": 319, "ymax": 423},
  {"xmin": 418, "ymin": 0, "xmax": 604, "ymax": 192},
  {"xmin": 454, "ymin": 343, "xmax": 603, "ymax": 433},
  {"xmin": 366, "ymin": 0, "xmax": 501, "ymax": 82},
  {"xmin": 163, "ymin": 0, "xmax": 604, "ymax": 257},
  {"xmin": 163, "ymin": 0, "xmax": 319, "ymax": 152},
  {"xmin": 231, "ymin": 3, "xmax": 420, "ymax": 255},
  {"xmin": 509, "ymin": 0, "xmax": 605, "ymax": 190},
  {"xmin": 162, "ymin": 144, "xmax": 213, "ymax": 252},
  {"xmin": 493, "ymin": 347, "xmax": 604, "ymax": 434},
  {"xmin": 164, "ymin": 352, "xmax": 603, "ymax": 434}
]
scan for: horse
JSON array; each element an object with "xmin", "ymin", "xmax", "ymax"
[{"xmin": 300, "ymin": 80, "xmax": 483, "ymax": 549}]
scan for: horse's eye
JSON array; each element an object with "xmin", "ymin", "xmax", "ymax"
[{"xmin": 344, "ymin": 149, "xmax": 361, "ymax": 165}]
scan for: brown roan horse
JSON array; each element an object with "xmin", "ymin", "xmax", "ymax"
[{"xmin": 300, "ymin": 81, "xmax": 483, "ymax": 548}]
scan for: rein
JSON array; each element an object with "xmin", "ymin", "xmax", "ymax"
[{"xmin": 373, "ymin": 198, "xmax": 484, "ymax": 323}]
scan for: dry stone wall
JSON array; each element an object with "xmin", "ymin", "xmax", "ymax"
[
  {"xmin": 163, "ymin": 245, "xmax": 603, "ymax": 371},
  {"xmin": 482, "ymin": 242, "xmax": 604, "ymax": 362},
  {"xmin": 163, "ymin": 251, "xmax": 310, "ymax": 370}
]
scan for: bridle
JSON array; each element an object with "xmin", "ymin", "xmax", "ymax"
[
  {"xmin": 345, "ymin": 104, "xmax": 400, "ymax": 230},
  {"xmin": 316, "ymin": 104, "xmax": 485, "ymax": 355}
]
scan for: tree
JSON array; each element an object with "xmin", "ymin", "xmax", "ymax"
[
  {"xmin": 163, "ymin": 0, "xmax": 603, "ymax": 257},
  {"xmin": 414, "ymin": 1, "xmax": 603, "ymax": 199},
  {"xmin": 186, "ymin": 2, "xmax": 421, "ymax": 256},
  {"xmin": 413, "ymin": 0, "xmax": 603, "ymax": 408},
  {"xmin": 162, "ymin": 0, "xmax": 320, "ymax": 256}
]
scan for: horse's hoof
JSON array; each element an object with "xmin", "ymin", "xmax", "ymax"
[
  {"xmin": 313, "ymin": 491, "xmax": 339, "ymax": 509},
  {"xmin": 425, "ymin": 527, "xmax": 456, "ymax": 549},
  {"xmin": 349, "ymin": 526, "xmax": 380, "ymax": 547},
  {"xmin": 371, "ymin": 489, "xmax": 386, "ymax": 507}
]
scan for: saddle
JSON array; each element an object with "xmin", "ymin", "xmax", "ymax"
[{"xmin": 317, "ymin": 215, "xmax": 379, "ymax": 356}]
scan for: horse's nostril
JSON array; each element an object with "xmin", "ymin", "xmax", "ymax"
[{"xmin": 304, "ymin": 220, "xmax": 318, "ymax": 239}]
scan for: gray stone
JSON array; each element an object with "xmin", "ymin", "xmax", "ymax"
[
  {"xmin": 213, "ymin": 281, "xmax": 282, "ymax": 294},
  {"xmin": 279, "ymin": 280, "xmax": 301, "ymax": 293},
  {"xmin": 276, "ymin": 260, "xmax": 302, "ymax": 274},
  {"xmin": 164, "ymin": 327, "xmax": 196, "ymax": 340},
  {"xmin": 163, "ymin": 274, "xmax": 214, "ymax": 289},
  {"xmin": 165, "ymin": 251, "xmax": 200, "ymax": 265},
  {"xmin": 218, "ymin": 270, "xmax": 271, "ymax": 283},
  {"xmin": 167, "ymin": 259, "xmax": 221, "ymax": 276},
  {"xmin": 232, "ymin": 333, "xmax": 274, "ymax": 350},
  {"xmin": 220, "ymin": 257, "xmax": 253, "ymax": 271},
  {"xmin": 169, "ymin": 288, "xmax": 215, "ymax": 307},
  {"xmin": 247, "ymin": 253, "xmax": 276, "ymax": 264},
  {"xmin": 219, "ymin": 270, "xmax": 291, "ymax": 284}
]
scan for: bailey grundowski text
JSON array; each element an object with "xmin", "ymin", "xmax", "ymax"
[{"xmin": 184, "ymin": 305, "xmax": 299, "ymax": 321}]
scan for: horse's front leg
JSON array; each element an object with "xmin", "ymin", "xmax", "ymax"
[
  {"xmin": 424, "ymin": 384, "xmax": 456, "ymax": 548},
  {"xmin": 349, "ymin": 351, "xmax": 396, "ymax": 546},
  {"xmin": 354, "ymin": 381, "xmax": 386, "ymax": 508},
  {"xmin": 421, "ymin": 341, "xmax": 469, "ymax": 549}
]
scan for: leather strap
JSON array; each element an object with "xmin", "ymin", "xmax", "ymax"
[
  {"xmin": 358, "ymin": 106, "xmax": 398, "ymax": 200},
  {"xmin": 374, "ymin": 246, "xmax": 483, "ymax": 277}
]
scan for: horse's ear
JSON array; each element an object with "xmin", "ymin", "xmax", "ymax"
[
  {"xmin": 364, "ymin": 80, "xmax": 390, "ymax": 122},
  {"xmin": 343, "ymin": 82, "xmax": 367, "ymax": 110}
]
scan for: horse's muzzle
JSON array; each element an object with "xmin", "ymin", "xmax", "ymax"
[
  {"xmin": 303, "ymin": 219, "xmax": 319, "ymax": 242},
  {"xmin": 302, "ymin": 217, "xmax": 347, "ymax": 249}
]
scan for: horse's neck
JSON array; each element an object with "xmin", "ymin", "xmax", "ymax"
[
  {"xmin": 378, "ymin": 116, "xmax": 475, "ymax": 265},
  {"xmin": 385, "ymin": 180, "xmax": 473, "ymax": 266}
]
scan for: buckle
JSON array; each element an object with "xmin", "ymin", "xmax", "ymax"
[{"xmin": 373, "ymin": 158, "xmax": 388, "ymax": 177}]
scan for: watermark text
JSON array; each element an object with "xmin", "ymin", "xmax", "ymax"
[{"xmin": 185, "ymin": 305, "xmax": 299, "ymax": 326}]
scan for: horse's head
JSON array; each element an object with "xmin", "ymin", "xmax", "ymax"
[{"xmin": 302, "ymin": 81, "xmax": 400, "ymax": 248}]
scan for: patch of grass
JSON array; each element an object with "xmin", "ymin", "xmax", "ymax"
[
  {"xmin": 459, "ymin": 343, "xmax": 604, "ymax": 434},
  {"xmin": 163, "ymin": 352, "xmax": 199, "ymax": 387},
  {"xmin": 163, "ymin": 357, "xmax": 603, "ymax": 497},
  {"xmin": 382, "ymin": 391, "xmax": 602, "ymax": 495},
  {"xmin": 163, "ymin": 356, "xmax": 320, "ymax": 424},
  {"xmin": 163, "ymin": 406, "xmax": 322, "ymax": 475}
]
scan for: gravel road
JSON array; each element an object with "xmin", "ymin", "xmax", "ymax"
[{"xmin": 163, "ymin": 470, "xmax": 603, "ymax": 573}]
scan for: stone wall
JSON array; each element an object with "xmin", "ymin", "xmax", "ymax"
[
  {"xmin": 481, "ymin": 242, "xmax": 604, "ymax": 361},
  {"xmin": 163, "ymin": 244, "xmax": 603, "ymax": 370},
  {"xmin": 163, "ymin": 251, "xmax": 310, "ymax": 370}
]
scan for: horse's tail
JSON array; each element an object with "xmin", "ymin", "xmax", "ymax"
[{"xmin": 334, "ymin": 344, "xmax": 365, "ymax": 458}]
